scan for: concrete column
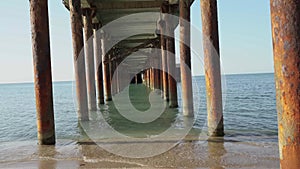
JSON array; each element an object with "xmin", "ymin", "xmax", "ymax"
[
  {"xmin": 30, "ymin": 0, "xmax": 55, "ymax": 145},
  {"xmin": 179, "ymin": 0, "xmax": 193, "ymax": 116},
  {"xmin": 102, "ymin": 38, "xmax": 112, "ymax": 101},
  {"xmin": 160, "ymin": 4, "xmax": 169, "ymax": 101},
  {"xmin": 93, "ymin": 24, "xmax": 104, "ymax": 105},
  {"xmin": 69, "ymin": 0, "xmax": 89, "ymax": 120},
  {"xmin": 271, "ymin": 1, "xmax": 300, "ymax": 168},
  {"xmin": 166, "ymin": 5, "xmax": 178, "ymax": 108},
  {"xmin": 82, "ymin": 8, "xmax": 96, "ymax": 110},
  {"xmin": 200, "ymin": 0, "xmax": 224, "ymax": 136}
]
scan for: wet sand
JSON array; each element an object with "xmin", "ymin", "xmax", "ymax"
[{"xmin": 0, "ymin": 138, "xmax": 279, "ymax": 169}]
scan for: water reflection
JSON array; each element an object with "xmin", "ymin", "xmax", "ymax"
[
  {"xmin": 37, "ymin": 145, "xmax": 57, "ymax": 169},
  {"xmin": 96, "ymin": 84, "xmax": 180, "ymax": 138},
  {"xmin": 208, "ymin": 138, "xmax": 226, "ymax": 169}
]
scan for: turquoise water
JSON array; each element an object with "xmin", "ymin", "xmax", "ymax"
[{"xmin": 0, "ymin": 73, "xmax": 278, "ymax": 143}]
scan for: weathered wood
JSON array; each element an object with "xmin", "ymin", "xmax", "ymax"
[
  {"xmin": 69, "ymin": 0, "xmax": 89, "ymax": 120},
  {"xmin": 30, "ymin": 0, "xmax": 55, "ymax": 145}
]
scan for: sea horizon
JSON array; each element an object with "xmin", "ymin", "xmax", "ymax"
[{"xmin": 0, "ymin": 72, "xmax": 275, "ymax": 85}]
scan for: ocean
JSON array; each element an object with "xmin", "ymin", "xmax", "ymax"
[{"xmin": 0, "ymin": 73, "xmax": 278, "ymax": 143}]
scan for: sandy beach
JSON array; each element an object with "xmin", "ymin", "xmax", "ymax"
[{"xmin": 0, "ymin": 137, "xmax": 279, "ymax": 169}]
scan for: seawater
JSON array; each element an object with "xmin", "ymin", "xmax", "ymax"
[{"xmin": 0, "ymin": 73, "xmax": 278, "ymax": 143}]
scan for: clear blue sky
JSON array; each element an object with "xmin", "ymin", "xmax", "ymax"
[{"xmin": 0, "ymin": 0, "xmax": 273, "ymax": 84}]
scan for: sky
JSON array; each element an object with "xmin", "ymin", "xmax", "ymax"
[{"xmin": 0, "ymin": 0, "xmax": 273, "ymax": 84}]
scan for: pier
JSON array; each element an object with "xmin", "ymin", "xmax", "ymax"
[{"xmin": 28, "ymin": 0, "xmax": 300, "ymax": 168}]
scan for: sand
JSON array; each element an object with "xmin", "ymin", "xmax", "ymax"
[{"xmin": 0, "ymin": 137, "xmax": 279, "ymax": 169}]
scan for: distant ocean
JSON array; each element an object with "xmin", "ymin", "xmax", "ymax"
[{"xmin": 0, "ymin": 73, "xmax": 278, "ymax": 143}]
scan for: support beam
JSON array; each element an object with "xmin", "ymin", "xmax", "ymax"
[
  {"xmin": 83, "ymin": 8, "xmax": 97, "ymax": 111},
  {"xmin": 69, "ymin": 0, "xmax": 89, "ymax": 120},
  {"xmin": 200, "ymin": 0, "xmax": 224, "ymax": 136},
  {"xmin": 166, "ymin": 6, "xmax": 178, "ymax": 108},
  {"xmin": 102, "ymin": 38, "xmax": 112, "ymax": 101},
  {"xmin": 154, "ymin": 55, "xmax": 161, "ymax": 90},
  {"xmin": 143, "ymin": 71, "xmax": 147, "ymax": 86},
  {"xmin": 160, "ymin": 3, "xmax": 169, "ymax": 101},
  {"xmin": 116, "ymin": 60, "xmax": 120, "ymax": 93},
  {"xmin": 30, "ymin": 0, "xmax": 55, "ymax": 145},
  {"xmin": 150, "ymin": 68, "xmax": 153, "ymax": 89},
  {"xmin": 147, "ymin": 69, "xmax": 151, "ymax": 87},
  {"xmin": 94, "ymin": 1, "xmax": 163, "ymax": 10},
  {"xmin": 93, "ymin": 24, "xmax": 104, "ymax": 105},
  {"xmin": 270, "ymin": 1, "xmax": 300, "ymax": 168},
  {"xmin": 179, "ymin": 0, "xmax": 193, "ymax": 116},
  {"xmin": 110, "ymin": 60, "xmax": 118, "ymax": 95}
]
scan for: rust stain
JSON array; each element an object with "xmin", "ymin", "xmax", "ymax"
[
  {"xmin": 271, "ymin": 0, "xmax": 300, "ymax": 168},
  {"xmin": 179, "ymin": 0, "xmax": 193, "ymax": 116},
  {"xmin": 201, "ymin": 0, "xmax": 224, "ymax": 136},
  {"xmin": 30, "ymin": 0, "xmax": 55, "ymax": 145}
]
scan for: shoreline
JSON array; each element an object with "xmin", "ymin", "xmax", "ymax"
[{"xmin": 0, "ymin": 138, "xmax": 279, "ymax": 168}]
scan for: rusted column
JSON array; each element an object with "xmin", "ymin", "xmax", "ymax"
[
  {"xmin": 179, "ymin": 0, "xmax": 193, "ymax": 116},
  {"xmin": 270, "ymin": 1, "xmax": 300, "ymax": 168},
  {"xmin": 30, "ymin": 0, "xmax": 55, "ymax": 145},
  {"xmin": 110, "ymin": 59, "xmax": 118, "ymax": 95},
  {"xmin": 143, "ymin": 71, "xmax": 147, "ymax": 85},
  {"xmin": 154, "ymin": 69, "xmax": 160, "ymax": 89},
  {"xmin": 200, "ymin": 0, "xmax": 224, "ymax": 136},
  {"xmin": 82, "ymin": 8, "xmax": 96, "ymax": 110},
  {"xmin": 69, "ymin": 0, "xmax": 89, "ymax": 120},
  {"xmin": 112, "ymin": 60, "xmax": 119, "ymax": 94},
  {"xmin": 160, "ymin": 4, "xmax": 169, "ymax": 101},
  {"xmin": 102, "ymin": 37, "xmax": 112, "ymax": 101},
  {"xmin": 153, "ymin": 53, "xmax": 161, "ymax": 90},
  {"xmin": 93, "ymin": 24, "xmax": 104, "ymax": 105},
  {"xmin": 147, "ymin": 69, "xmax": 150, "ymax": 87},
  {"xmin": 149, "ymin": 68, "xmax": 153, "ymax": 89},
  {"xmin": 116, "ymin": 60, "xmax": 120, "ymax": 93},
  {"xmin": 166, "ymin": 6, "xmax": 178, "ymax": 108}
]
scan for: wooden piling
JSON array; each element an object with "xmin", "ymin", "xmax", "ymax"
[
  {"xmin": 93, "ymin": 24, "xmax": 104, "ymax": 105},
  {"xmin": 179, "ymin": 0, "xmax": 193, "ymax": 116},
  {"xmin": 69, "ymin": 0, "xmax": 89, "ymax": 120},
  {"xmin": 200, "ymin": 0, "xmax": 224, "ymax": 136},
  {"xmin": 166, "ymin": 5, "xmax": 178, "ymax": 108},
  {"xmin": 83, "ymin": 8, "xmax": 97, "ymax": 110},
  {"xmin": 30, "ymin": 0, "xmax": 55, "ymax": 145},
  {"xmin": 271, "ymin": 1, "xmax": 300, "ymax": 168}
]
